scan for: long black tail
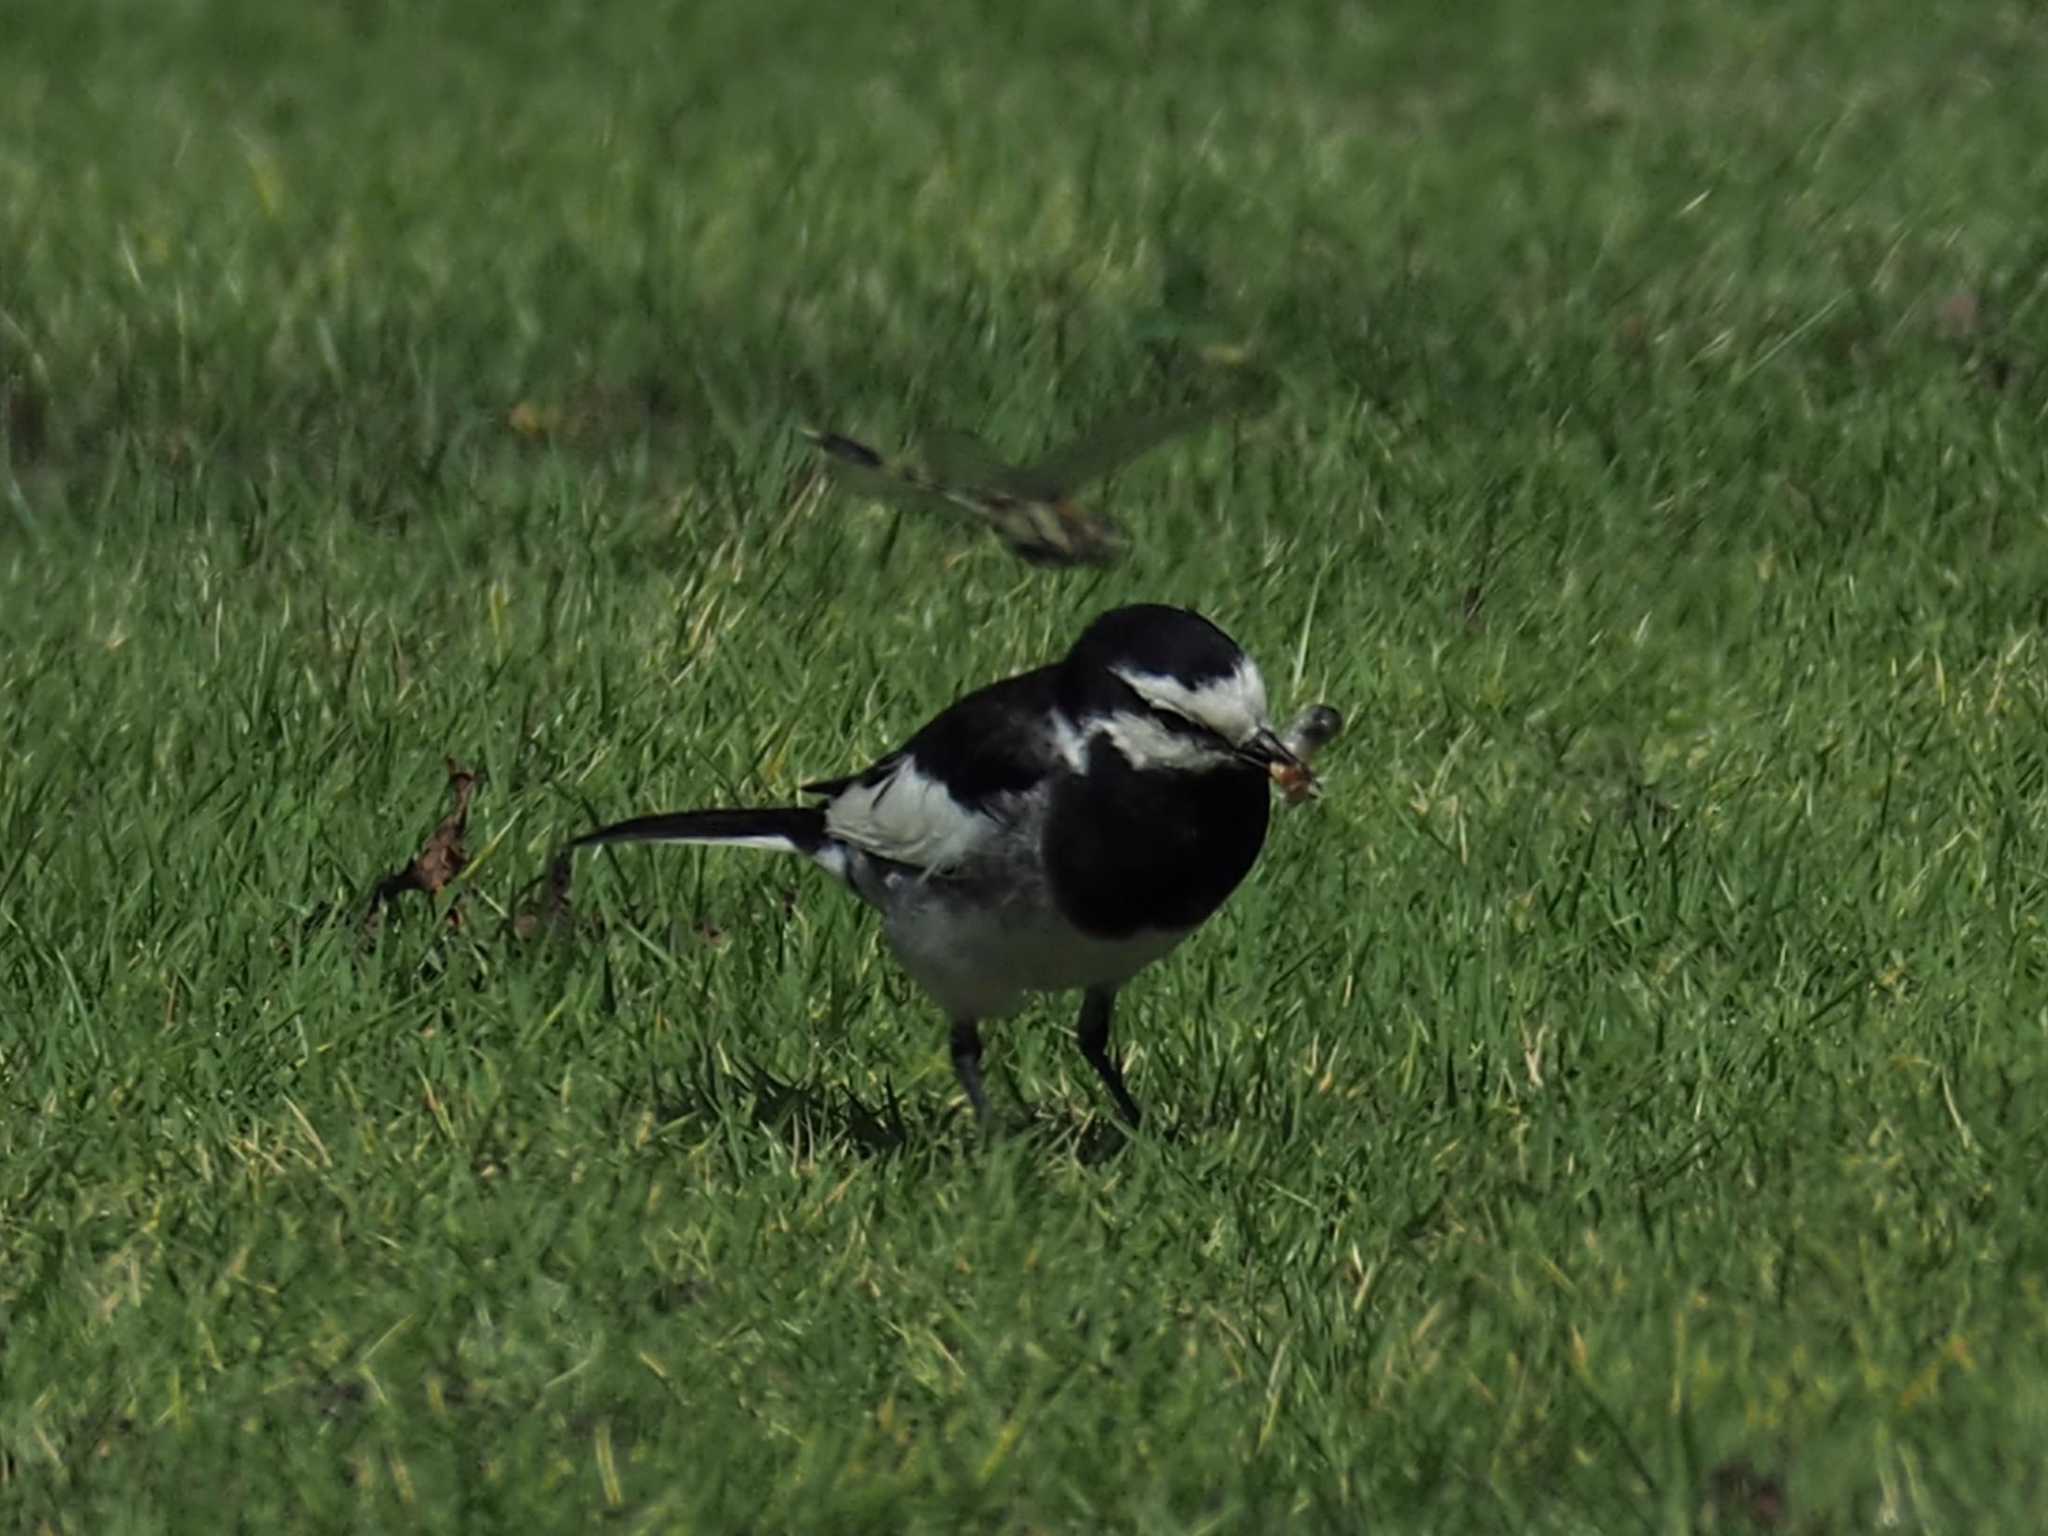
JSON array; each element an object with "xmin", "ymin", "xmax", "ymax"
[{"xmin": 571, "ymin": 807, "xmax": 829, "ymax": 857}]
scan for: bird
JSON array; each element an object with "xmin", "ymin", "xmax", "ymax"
[
  {"xmin": 569, "ymin": 604, "xmax": 1320, "ymax": 1128},
  {"xmin": 801, "ymin": 367, "xmax": 1278, "ymax": 567},
  {"xmin": 801, "ymin": 423, "xmax": 1133, "ymax": 567}
]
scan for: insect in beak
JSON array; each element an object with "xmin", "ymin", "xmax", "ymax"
[
  {"xmin": 1261, "ymin": 704, "xmax": 1345, "ymax": 805},
  {"xmin": 1238, "ymin": 726, "xmax": 1315, "ymax": 799}
]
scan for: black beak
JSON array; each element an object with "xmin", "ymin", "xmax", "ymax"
[
  {"xmin": 1239, "ymin": 726, "xmax": 1300, "ymax": 769},
  {"xmin": 1240, "ymin": 726, "xmax": 1317, "ymax": 793}
]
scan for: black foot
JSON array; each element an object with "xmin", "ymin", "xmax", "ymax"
[
  {"xmin": 1076, "ymin": 986, "xmax": 1143, "ymax": 1128},
  {"xmin": 950, "ymin": 1018, "xmax": 990, "ymax": 1125}
]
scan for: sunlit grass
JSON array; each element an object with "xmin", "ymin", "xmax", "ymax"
[{"xmin": 4, "ymin": 0, "xmax": 2048, "ymax": 1528}]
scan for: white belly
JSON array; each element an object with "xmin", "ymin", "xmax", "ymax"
[
  {"xmin": 824, "ymin": 780, "xmax": 1195, "ymax": 1021},
  {"xmin": 872, "ymin": 870, "xmax": 1190, "ymax": 1021}
]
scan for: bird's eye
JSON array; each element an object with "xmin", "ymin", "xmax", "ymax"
[{"xmin": 1159, "ymin": 707, "xmax": 1228, "ymax": 745}]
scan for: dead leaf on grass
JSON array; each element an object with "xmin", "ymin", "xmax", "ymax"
[
  {"xmin": 1702, "ymin": 1457, "xmax": 1788, "ymax": 1530},
  {"xmin": 361, "ymin": 758, "xmax": 480, "ymax": 945}
]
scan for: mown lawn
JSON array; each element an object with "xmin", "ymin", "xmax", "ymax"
[{"xmin": 4, "ymin": 0, "xmax": 2047, "ymax": 1528}]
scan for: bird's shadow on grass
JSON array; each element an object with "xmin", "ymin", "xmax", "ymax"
[{"xmin": 648, "ymin": 1048, "xmax": 1141, "ymax": 1166}]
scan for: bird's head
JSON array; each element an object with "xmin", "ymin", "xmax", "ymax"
[{"xmin": 1061, "ymin": 605, "xmax": 1314, "ymax": 789}]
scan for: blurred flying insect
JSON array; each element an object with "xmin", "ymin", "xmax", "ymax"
[{"xmin": 802, "ymin": 380, "xmax": 1273, "ymax": 568}]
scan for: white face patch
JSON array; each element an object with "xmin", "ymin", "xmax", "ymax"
[
  {"xmin": 824, "ymin": 757, "xmax": 995, "ymax": 872},
  {"xmin": 1097, "ymin": 710, "xmax": 1239, "ymax": 772},
  {"xmin": 1109, "ymin": 659, "xmax": 1272, "ymax": 749}
]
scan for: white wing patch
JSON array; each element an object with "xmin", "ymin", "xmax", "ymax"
[
  {"xmin": 1110, "ymin": 658, "xmax": 1271, "ymax": 746},
  {"xmin": 823, "ymin": 756, "xmax": 999, "ymax": 872},
  {"xmin": 1048, "ymin": 712, "xmax": 1089, "ymax": 771}
]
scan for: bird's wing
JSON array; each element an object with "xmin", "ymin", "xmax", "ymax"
[
  {"xmin": 1014, "ymin": 370, "xmax": 1280, "ymax": 497},
  {"xmin": 803, "ymin": 666, "xmax": 1071, "ymax": 872},
  {"xmin": 802, "ymin": 427, "xmax": 977, "ymax": 527},
  {"xmin": 918, "ymin": 429, "xmax": 1025, "ymax": 494},
  {"xmin": 912, "ymin": 429, "xmax": 1127, "ymax": 566},
  {"xmin": 807, "ymin": 426, "xmax": 1129, "ymax": 566},
  {"xmin": 1008, "ymin": 401, "xmax": 1224, "ymax": 498}
]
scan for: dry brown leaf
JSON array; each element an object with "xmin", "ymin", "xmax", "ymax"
[{"xmin": 361, "ymin": 759, "xmax": 480, "ymax": 945}]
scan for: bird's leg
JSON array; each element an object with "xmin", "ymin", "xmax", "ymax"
[
  {"xmin": 1076, "ymin": 985, "xmax": 1142, "ymax": 1127},
  {"xmin": 950, "ymin": 1018, "xmax": 990, "ymax": 1124}
]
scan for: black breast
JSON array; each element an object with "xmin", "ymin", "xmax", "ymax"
[{"xmin": 1044, "ymin": 737, "xmax": 1271, "ymax": 939}]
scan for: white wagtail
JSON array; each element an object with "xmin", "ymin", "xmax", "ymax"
[{"xmin": 572, "ymin": 603, "xmax": 1323, "ymax": 1127}]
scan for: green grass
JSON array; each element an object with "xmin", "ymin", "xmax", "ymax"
[{"xmin": 5, "ymin": 0, "xmax": 2048, "ymax": 1527}]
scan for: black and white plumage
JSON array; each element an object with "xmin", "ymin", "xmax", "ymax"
[{"xmin": 571, "ymin": 604, "xmax": 1315, "ymax": 1127}]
